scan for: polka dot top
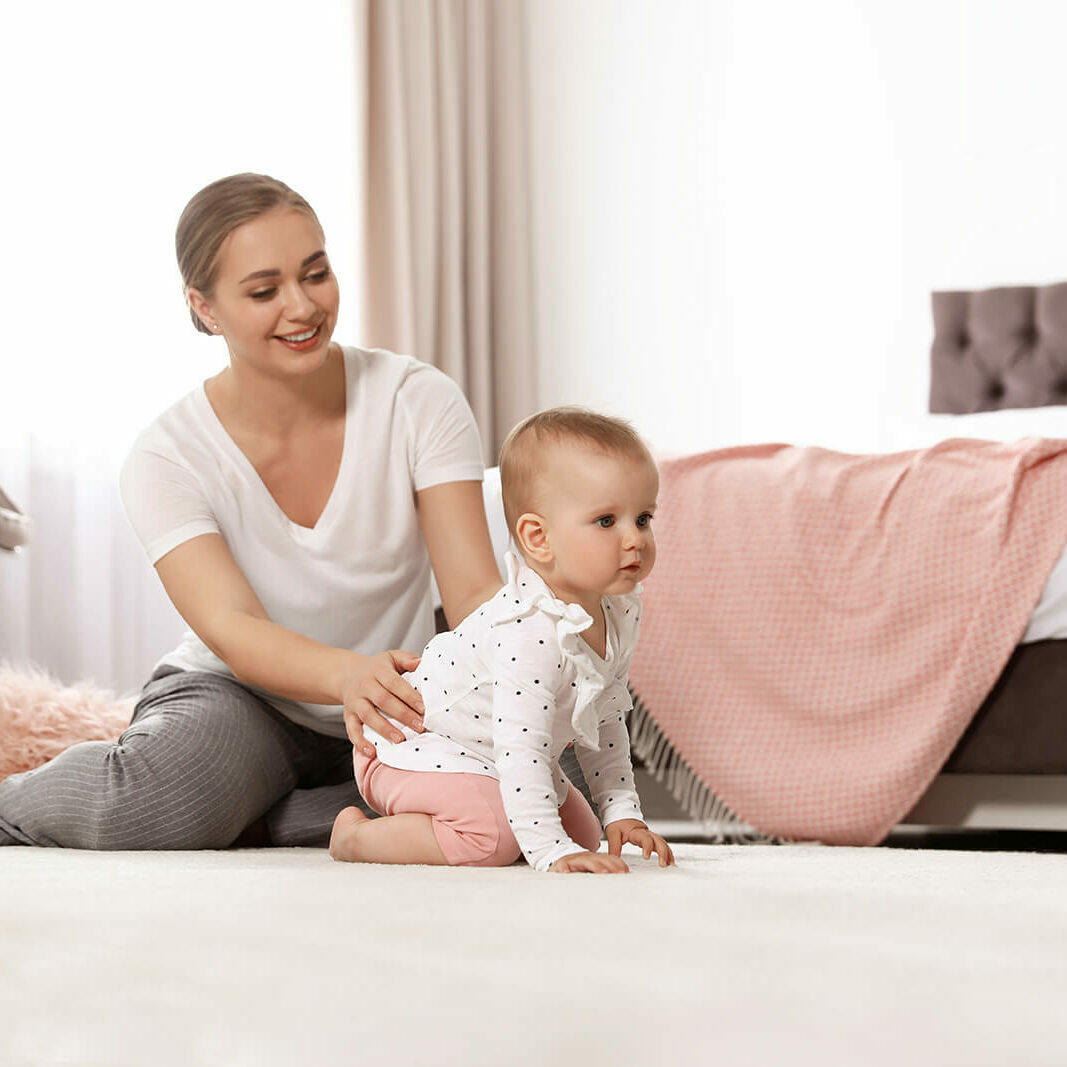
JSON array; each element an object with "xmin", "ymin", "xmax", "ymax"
[{"xmin": 365, "ymin": 552, "xmax": 646, "ymax": 871}]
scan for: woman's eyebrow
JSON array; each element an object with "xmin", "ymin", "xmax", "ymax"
[{"xmin": 239, "ymin": 250, "xmax": 326, "ymax": 285}]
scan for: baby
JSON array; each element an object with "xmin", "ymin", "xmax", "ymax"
[{"xmin": 330, "ymin": 407, "xmax": 674, "ymax": 873}]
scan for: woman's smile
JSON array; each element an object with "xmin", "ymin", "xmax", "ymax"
[{"xmin": 274, "ymin": 323, "xmax": 325, "ymax": 351}]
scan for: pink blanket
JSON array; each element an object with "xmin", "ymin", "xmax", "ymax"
[{"xmin": 629, "ymin": 437, "xmax": 1067, "ymax": 844}]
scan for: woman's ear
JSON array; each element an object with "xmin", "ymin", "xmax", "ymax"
[
  {"xmin": 186, "ymin": 288, "xmax": 219, "ymax": 333},
  {"xmin": 515, "ymin": 513, "xmax": 552, "ymax": 564}
]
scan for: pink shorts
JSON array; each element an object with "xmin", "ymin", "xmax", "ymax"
[{"xmin": 353, "ymin": 751, "xmax": 602, "ymax": 867}]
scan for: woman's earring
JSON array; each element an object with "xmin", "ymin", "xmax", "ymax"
[{"xmin": 213, "ymin": 324, "xmax": 221, "ymax": 332}]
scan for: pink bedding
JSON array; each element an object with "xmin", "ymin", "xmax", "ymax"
[{"xmin": 629, "ymin": 437, "xmax": 1067, "ymax": 844}]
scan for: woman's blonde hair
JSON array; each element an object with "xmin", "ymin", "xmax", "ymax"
[
  {"xmin": 498, "ymin": 407, "xmax": 653, "ymax": 536},
  {"xmin": 175, "ymin": 173, "xmax": 320, "ymax": 335}
]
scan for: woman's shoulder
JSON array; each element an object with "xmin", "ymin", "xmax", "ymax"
[
  {"xmin": 126, "ymin": 386, "xmax": 205, "ymax": 456},
  {"xmin": 343, "ymin": 345, "xmax": 464, "ymax": 400},
  {"xmin": 121, "ymin": 384, "xmax": 225, "ymax": 490}
]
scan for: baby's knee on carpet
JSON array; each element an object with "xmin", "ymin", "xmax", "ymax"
[
  {"xmin": 570, "ymin": 823, "xmax": 603, "ymax": 854},
  {"xmin": 559, "ymin": 789, "xmax": 603, "ymax": 853},
  {"xmin": 433, "ymin": 818, "xmax": 521, "ymax": 867}
]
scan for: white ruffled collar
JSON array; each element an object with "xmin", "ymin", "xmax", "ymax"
[{"xmin": 490, "ymin": 552, "xmax": 642, "ymax": 747}]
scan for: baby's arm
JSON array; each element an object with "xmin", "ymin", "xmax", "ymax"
[
  {"xmin": 490, "ymin": 615, "xmax": 592, "ymax": 872},
  {"xmin": 576, "ymin": 703, "xmax": 674, "ymax": 868},
  {"xmin": 575, "ymin": 708, "xmax": 644, "ymax": 826}
]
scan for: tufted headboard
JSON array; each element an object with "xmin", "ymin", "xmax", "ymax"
[{"xmin": 929, "ymin": 281, "xmax": 1067, "ymax": 413}]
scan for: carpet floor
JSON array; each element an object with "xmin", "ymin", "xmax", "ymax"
[{"xmin": 3, "ymin": 842, "xmax": 1066, "ymax": 1066}]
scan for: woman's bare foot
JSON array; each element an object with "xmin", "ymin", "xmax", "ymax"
[{"xmin": 329, "ymin": 806, "xmax": 370, "ymax": 861}]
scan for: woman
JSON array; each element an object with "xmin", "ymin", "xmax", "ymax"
[{"xmin": 0, "ymin": 173, "xmax": 505, "ymax": 849}]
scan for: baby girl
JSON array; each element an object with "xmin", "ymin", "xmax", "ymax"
[{"xmin": 330, "ymin": 407, "xmax": 674, "ymax": 873}]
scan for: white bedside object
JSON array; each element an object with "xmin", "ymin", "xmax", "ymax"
[{"xmin": 0, "ymin": 486, "xmax": 30, "ymax": 552}]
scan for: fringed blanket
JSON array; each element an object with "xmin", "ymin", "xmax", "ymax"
[{"xmin": 628, "ymin": 437, "xmax": 1067, "ymax": 845}]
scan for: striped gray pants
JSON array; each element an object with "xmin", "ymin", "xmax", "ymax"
[
  {"xmin": 0, "ymin": 667, "xmax": 594, "ymax": 850},
  {"xmin": 0, "ymin": 668, "xmax": 369, "ymax": 849}
]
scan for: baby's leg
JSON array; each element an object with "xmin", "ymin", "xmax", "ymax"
[
  {"xmin": 558, "ymin": 782, "xmax": 603, "ymax": 852},
  {"xmin": 329, "ymin": 806, "xmax": 448, "ymax": 864},
  {"xmin": 329, "ymin": 751, "xmax": 447, "ymax": 864},
  {"xmin": 330, "ymin": 754, "xmax": 519, "ymax": 867}
]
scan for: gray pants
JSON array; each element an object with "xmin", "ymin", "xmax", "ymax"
[
  {"xmin": 0, "ymin": 667, "xmax": 595, "ymax": 850},
  {"xmin": 0, "ymin": 668, "xmax": 369, "ymax": 849}
]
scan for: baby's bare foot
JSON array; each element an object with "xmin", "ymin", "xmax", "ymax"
[{"xmin": 329, "ymin": 806, "xmax": 371, "ymax": 861}]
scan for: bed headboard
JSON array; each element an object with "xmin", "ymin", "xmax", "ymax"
[{"xmin": 929, "ymin": 281, "xmax": 1067, "ymax": 414}]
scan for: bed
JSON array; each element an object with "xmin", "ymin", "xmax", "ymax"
[
  {"xmin": 619, "ymin": 279, "xmax": 1067, "ymax": 842},
  {"xmin": 902, "ymin": 280, "xmax": 1067, "ymax": 833}
]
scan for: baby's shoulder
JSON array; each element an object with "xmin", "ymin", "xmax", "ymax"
[{"xmin": 486, "ymin": 603, "xmax": 561, "ymax": 660}]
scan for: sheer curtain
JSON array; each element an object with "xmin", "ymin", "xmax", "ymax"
[
  {"xmin": 361, "ymin": 0, "xmax": 537, "ymax": 459},
  {"xmin": 0, "ymin": 1, "xmax": 364, "ymax": 694}
]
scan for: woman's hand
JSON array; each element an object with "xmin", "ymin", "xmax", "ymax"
[
  {"xmin": 606, "ymin": 819, "xmax": 675, "ymax": 868},
  {"xmin": 340, "ymin": 650, "xmax": 425, "ymax": 757},
  {"xmin": 549, "ymin": 851, "xmax": 630, "ymax": 874}
]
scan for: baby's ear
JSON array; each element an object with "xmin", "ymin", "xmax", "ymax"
[{"xmin": 515, "ymin": 513, "xmax": 552, "ymax": 564}]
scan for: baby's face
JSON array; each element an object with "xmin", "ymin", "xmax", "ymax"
[{"xmin": 536, "ymin": 444, "xmax": 658, "ymax": 603}]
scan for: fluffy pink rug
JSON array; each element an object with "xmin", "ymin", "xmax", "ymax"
[{"xmin": 0, "ymin": 664, "xmax": 135, "ymax": 783}]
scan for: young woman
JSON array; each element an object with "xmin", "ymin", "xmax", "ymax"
[{"xmin": 0, "ymin": 173, "xmax": 506, "ymax": 849}]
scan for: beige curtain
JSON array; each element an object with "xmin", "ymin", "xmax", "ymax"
[{"xmin": 361, "ymin": 0, "xmax": 536, "ymax": 461}]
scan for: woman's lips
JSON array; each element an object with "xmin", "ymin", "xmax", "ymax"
[{"xmin": 275, "ymin": 324, "xmax": 322, "ymax": 351}]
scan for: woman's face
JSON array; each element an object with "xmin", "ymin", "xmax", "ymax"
[{"xmin": 194, "ymin": 207, "xmax": 340, "ymax": 377}]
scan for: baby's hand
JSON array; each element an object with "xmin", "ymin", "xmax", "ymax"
[
  {"xmin": 606, "ymin": 819, "xmax": 675, "ymax": 868},
  {"xmin": 549, "ymin": 851, "xmax": 629, "ymax": 874}
]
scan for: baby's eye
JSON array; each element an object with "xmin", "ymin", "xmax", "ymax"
[
  {"xmin": 596, "ymin": 516, "xmax": 614, "ymax": 528},
  {"xmin": 636, "ymin": 513, "xmax": 653, "ymax": 528}
]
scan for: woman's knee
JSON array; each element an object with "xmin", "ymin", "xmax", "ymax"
[
  {"xmin": 0, "ymin": 738, "xmax": 236, "ymax": 850},
  {"xmin": 24, "ymin": 737, "xmax": 253, "ymax": 850},
  {"xmin": 2, "ymin": 672, "xmax": 301, "ymax": 850}
]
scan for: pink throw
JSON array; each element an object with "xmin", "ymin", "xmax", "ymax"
[{"xmin": 629, "ymin": 437, "xmax": 1067, "ymax": 844}]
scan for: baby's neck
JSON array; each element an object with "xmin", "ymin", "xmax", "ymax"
[
  {"xmin": 522, "ymin": 559, "xmax": 602, "ymax": 620},
  {"xmin": 521, "ymin": 558, "xmax": 606, "ymax": 655},
  {"xmin": 579, "ymin": 605, "xmax": 608, "ymax": 659}
]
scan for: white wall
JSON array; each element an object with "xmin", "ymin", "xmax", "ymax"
[
  {"xmin": 1, "ymin": 0, "xmax": 364, "ymax": 443},
  {"xmin": 525, "ymin": 0, "xmax": 1067, "ymax": 456}
]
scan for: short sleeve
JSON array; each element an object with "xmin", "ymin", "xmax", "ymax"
[
  {"xmin": 397, "ymin": 362, "xmax": 484, "ymax": 491},
  {"xmin": 119, "ymin": 442, "xmax": 219, "ymax": 564}
]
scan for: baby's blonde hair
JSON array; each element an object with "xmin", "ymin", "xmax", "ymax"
[{"xmin": 498, "ymin": 407, "xmax": 653, "ymax": 537}]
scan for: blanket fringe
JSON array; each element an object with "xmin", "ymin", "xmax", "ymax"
[{"xmin": 629, "ymin": 690, "xmax": 778, "ymax": 844}]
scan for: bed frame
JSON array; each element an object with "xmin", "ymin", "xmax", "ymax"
[{"xmin": 913, "ymin": 281, "xmax": 1067, "ymax": 832}]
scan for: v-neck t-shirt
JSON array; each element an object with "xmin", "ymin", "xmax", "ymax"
[{"xmin": 119, "ymin": 346, "xmax": 484, "ymax": 735}]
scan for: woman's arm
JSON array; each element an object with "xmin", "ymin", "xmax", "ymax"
[
  {"xmin": 154, "ymin": 533, "xmax": 424, "ymax": 755},
  {"xmin": 416, "ymin": 480, "xmax": 504, "ymax": 627}
]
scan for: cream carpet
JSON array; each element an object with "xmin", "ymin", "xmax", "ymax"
[{"xmin": 2, "ymin": 842, "xmax": 1066, "ymax": 1067}]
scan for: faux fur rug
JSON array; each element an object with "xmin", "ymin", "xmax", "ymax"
[{"xmin": 0, "ymin": 665, "xmax": 134, "ymax": 783}]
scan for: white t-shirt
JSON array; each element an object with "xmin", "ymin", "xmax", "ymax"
[
  {"xmin": 120, "ymin": 346, "xmax": 484, "ymax": 735},
  {"xmin": 366, "ymin": 552, "xmax": 645, "ymax": 871}
]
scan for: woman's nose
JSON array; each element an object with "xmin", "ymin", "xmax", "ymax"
[{"xmin": 282, "ymin": 280, "xmax": 317, "ymax": 319}]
